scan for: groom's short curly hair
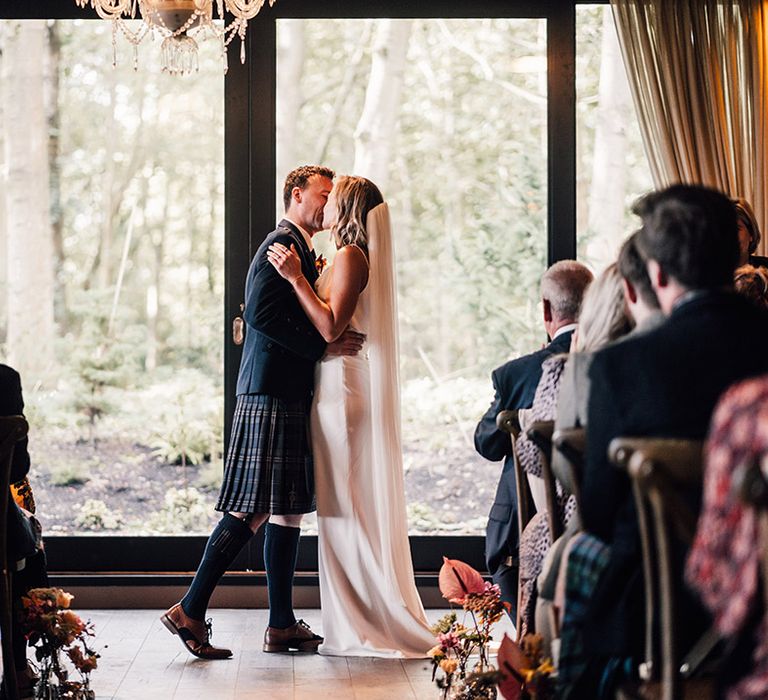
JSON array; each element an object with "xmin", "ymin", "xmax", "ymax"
[{"xmin": 283, "ymin": 165, "xmax": 335, "ymax": 211}]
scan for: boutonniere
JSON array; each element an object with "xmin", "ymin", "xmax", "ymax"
[{"xmin": 315, "ymin": 254, "xmax": 328, "ymax": 275}]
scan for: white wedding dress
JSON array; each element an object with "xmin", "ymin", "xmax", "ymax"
[{"xmin": 311, "ymin": 203, "xmax": 435, "ymax": 658}]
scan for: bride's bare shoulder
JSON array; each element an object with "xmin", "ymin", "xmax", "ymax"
[
  {"xmin": 333, "ymin": 244, "xmax": 369, "ymax": 289},
  {"xmin": 335, "ymin": 244, "xmax": 369, "ymax": 267}
]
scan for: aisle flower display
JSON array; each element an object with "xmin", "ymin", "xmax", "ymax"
[{"xmin": 20, "ymin": 587, "xmax": 99, "ymax": 699}]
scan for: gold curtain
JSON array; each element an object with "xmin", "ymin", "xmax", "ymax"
[{"xmin": 611, "ymin": 0, "xmax": 768, "ymax": 255}]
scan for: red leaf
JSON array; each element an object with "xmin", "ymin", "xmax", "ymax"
[
  {"xmin": 497, "ymin": 634, "xmax": 530, "ymax": 700},
  {"xmin": 438, "ymin": 557, "xmax": 486, "ymax": 604}
]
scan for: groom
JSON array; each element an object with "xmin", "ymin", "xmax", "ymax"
[{"xmin": 162, "ymin": 165, "xmax": 365, "ymax": 659}]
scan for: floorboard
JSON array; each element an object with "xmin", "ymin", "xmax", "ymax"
[{"xmin": 27, "ymin": 608, "xmax": 514, "ymax": 699}]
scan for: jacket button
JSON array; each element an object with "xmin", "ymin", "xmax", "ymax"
[{"xmin": 267, "ymin": 342, "xmax": 273, "ymax": 349}]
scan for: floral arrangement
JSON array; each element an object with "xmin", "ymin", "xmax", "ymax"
[
  {"xmin": 496, "ymin": 633, "xmax": 554, "ymax": 700},
  {"xmin": 20, "ymin": 587, "xmax": 99, "ymax": 700},
  {"xmin": 428, "ymin": 558, "xmax": 507, "ymax": 699},
  {"xmin": 428, "ymin": 558, "xmax": 555, "ymax": 700},
  {"xmin": 315, "ymin": 253, "xmax": 328, "ymax": 275}
]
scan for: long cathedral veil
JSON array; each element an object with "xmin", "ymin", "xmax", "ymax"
[{"xmin": 365, "ymin": 202, "xmax": 424, "ymax": 606}]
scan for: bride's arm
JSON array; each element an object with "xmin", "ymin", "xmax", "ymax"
[{"xmin": 267, "ymin": 243, "xmax": 367, "ymax": 343}]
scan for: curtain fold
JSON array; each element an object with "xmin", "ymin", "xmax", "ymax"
[{"xmin": 611, "ymin": 0, "xmax": 768, "ymax": 254}]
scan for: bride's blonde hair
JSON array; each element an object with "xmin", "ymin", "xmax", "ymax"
[{"xmin": 331, "ymin": 176, "xmax": 384, "ymax": 250}]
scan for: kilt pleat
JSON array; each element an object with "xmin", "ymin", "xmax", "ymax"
[{"xmin": 215, "ymin": 394, "xmax": 316, "ymax": 515}]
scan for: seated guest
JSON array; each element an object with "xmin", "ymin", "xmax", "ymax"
[
  {"xmin": 516, "ymin": 264, "xmax": 631, "ymax": 635},
  {"xmin": 567, "ymin": 184, "xmax": 768, "ymax": 696},
  {"xmin": 687, "ymin": 375, "xmax": 768, "ymax": 700},
  {"xmin": 733, "ymin": 197, "xmax": 768, "ymax": 268},
  {"xmin": 1, "ymin": 365, "xmax": 47, "ymax": 699},
  {"xmin": 475, "ymin": 260, "xmax": 593, "ymax": 613},
  {"xmin": 734, "ymin": 263, "xmax": 768, "ymax": 311}
]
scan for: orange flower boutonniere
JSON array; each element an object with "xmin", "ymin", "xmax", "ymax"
[{"xmin": 315, "ymin": 254, "xmax": 328, "ymax": 275}]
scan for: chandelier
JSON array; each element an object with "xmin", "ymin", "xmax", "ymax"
[{"xmin": 74, "ymin": 0, "xmax": 276, "ymax": 74}]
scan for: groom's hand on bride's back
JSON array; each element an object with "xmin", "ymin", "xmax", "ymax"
[{"xmin": 325, "ymin": 328, "xmax": 366, "ymax": 357}]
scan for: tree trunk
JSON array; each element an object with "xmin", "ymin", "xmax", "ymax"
[
  {"xmin": 1, "ymin": 21, "xmax": 56, "ymax": 386},
  {"xmin": 353, "ymin": 20, "xmax": 412, "ymax": 193},
  {"xmin": 585, "ymin": 7, "xmax": 632, "ymax": 269},
  {"xmin": 277, "ymin": 18, "xmax": 305, "ymax": 208},
  {"xmin": 46, "ymin": 22, "xmax": 66, "ymax": 328}
]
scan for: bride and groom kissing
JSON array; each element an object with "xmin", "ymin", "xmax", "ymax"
[{"xmin": 161, "ymin": 165, "xmax": 435, "ymax": 659}]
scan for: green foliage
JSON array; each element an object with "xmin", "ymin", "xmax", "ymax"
[
  {"xmin": 145, "ymin": 369, "xmax": 223, "ymax": 467},
  {"xmin": 149, "ymin": 487, "xmax": 210, "ymax": 533},
  {"xmin": 195, "ymin": 461, "xmax": 223, "ymax": 492},
  {"xmin": 64, "ymin": 289, "xmax": 145, "ymax": 442},
  {"xmin": 74, "ymin": 499, "xmax": 122, "ymax": 531},
  {"xmin": 49, "ymin": 462, "xmax": 90, "ymax": 487}
]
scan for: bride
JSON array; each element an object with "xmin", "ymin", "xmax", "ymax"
[{"xmin": 266, "ymin": 175, "xmax": 434, "ymax": 657}]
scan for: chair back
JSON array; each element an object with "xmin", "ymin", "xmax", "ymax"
[
  {"xmin": 0, "ymin": 414, "xmax": 29, "ymax": 700},
  {"xmin": 496, "ymin": 409, "xmax": 530, "ymax": 639},
  {"xmin": 552, "ymin": 427, "xmax": 585, "ymax": 520},
  {"xmin": 609, "ymin": 437, "xmax": 704, "ymax": 700},
  {"xmin": 526, "ymin": 420, "xmax": 561, "ymax": 541}
]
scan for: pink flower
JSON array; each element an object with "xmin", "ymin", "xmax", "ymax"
[
  {"xmin": 437, "ymin": 631, "xmax": 460, "ymax": 651},
  {"xmin": 438, "ymin": 557, "xmax": 486, "ymax": 604}
]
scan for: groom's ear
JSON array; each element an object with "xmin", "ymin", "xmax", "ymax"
[{"xmin": 542, "ymin": 298, "xmax": 553, "ymax": 323}]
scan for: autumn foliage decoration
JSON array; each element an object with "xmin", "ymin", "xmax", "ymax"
[
  {"xmin": 428, "ymin": 558, "xmax": 508, "ymax": 699},
  {"xmin": 20, "ymin": 587, "xmax": 99, "ymax": 699}
]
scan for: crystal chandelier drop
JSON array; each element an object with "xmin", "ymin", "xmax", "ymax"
[{"xmin": 74, "ymin": 0, "xmax": 276, "ymax": 75}]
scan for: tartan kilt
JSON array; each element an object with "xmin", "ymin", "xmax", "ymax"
[{"xmin": 215, "ymin": 393, "xmax": 316, "ymax": 515}]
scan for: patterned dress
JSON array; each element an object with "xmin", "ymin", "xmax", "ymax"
[
  {"xmin": 687, "ymin": 374, "xmax": 768, "ymax": 700},
  {"xmin": 516, "ymin": 355, "xmax": 576, "ymax": 636}
]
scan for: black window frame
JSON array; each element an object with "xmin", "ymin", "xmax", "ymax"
[{"xmin": 1, "ymin": 0, "xmax": 601, "ymax": 578}]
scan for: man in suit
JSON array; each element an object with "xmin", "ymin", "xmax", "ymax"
[
  {"xmin": 578, "ymin": 184, "xmax": 768, "ymax": 690},
  {"xmin": 163, "ymin": 166, "xmax": 364, "ymax": 659},
  {"xmin": 617, "ymin": 230, "xmax": 663, "ymax": 330},
  {"xmin": 475, "ymin": 260, "xmax": 593, "ymax": 613}
]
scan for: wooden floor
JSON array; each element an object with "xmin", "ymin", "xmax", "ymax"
[{"xmin": 74, "ymin": 609, "xmax": 515, "ymax": 699}]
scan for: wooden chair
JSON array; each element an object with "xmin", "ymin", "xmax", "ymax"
[
  {"xmin": 552, "ymin": 426, "xmax": 585, "ymax": 519},
  {"xmin": 609, "ymin": 437, "xmax": 714, "ymax": 700},
  {"xmin": 526, "ymin": 420, "xmax": 562, "ymax": 541},
  {"xmin": 496, "ymin": 409, "xmax": 531, "ymax": 640},
  {"xmin": 0, "ymin": 415, "xmax": 29, "ymax": 700}
]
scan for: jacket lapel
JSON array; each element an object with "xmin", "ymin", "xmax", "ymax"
[{"xmin": 278, "ymin": 219, "xmax": 318, "ymax": 284}]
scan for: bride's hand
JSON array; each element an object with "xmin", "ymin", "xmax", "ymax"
[{"xmin": 267, "ymin": 242, "xmax": 303, "ymax": 284}]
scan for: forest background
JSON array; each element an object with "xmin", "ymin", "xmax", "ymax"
[{"xmin": 0, "ymin": 7, "xmax": 651, "ymax": 535}]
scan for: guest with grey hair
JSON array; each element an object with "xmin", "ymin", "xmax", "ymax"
[{"xmin": 475, "ymin": 259, "xmax": 592, "ymax": 616}]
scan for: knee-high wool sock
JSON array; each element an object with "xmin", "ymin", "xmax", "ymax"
[
  {"xmin": 264, "ymin": 522, "xmax": 300, "ymax": 629},
  {"xmin": 181, "ymin": 513, "xmax": 253, "ymax": 621}
]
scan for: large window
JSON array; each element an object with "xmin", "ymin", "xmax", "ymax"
[
  {"xmin": 0, "ymin": 20, "xmax": 225, "ymax": 535},
  {"xmin": 0, "ymin": 1, "xmax": 600, "ymax": 574},
  {"xmin": 575, "ymin": 5, "xmax": 653, "ymax": 271},
  {"xmin": 278, "ymin": 18, "xmax": 549, "ymax": 535}
]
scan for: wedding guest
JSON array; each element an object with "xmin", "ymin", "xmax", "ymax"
[
  {"xmin": 1, "ymin": 365, "xmax": 47, "ymax": 699},
  {"xmin": 687, "ymin": 375, "xmax": 768, "ymax": 700},
  {"xmin": 475, "ymin": 260, "xmax": 593, "ymax": 614},
  {"xmin": 563, "ymin": 184, "xmax": 768, "ymax": 697},
  {"xmin": 734, "ymin": 264, "xmax": 768, "ymax": 311},
  {"xmin": 733, "ymin": 197, "xmax": 768, "ymax": 268},
  {"xmin": 516, "ymin": 264, "xmax": 631, "ymax": 636}
]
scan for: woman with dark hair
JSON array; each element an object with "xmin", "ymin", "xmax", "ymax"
[{"xmin": 268, "ymin": 176, "xmax": 434, "ymax": 657}]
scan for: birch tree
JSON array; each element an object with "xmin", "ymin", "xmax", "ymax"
[
  {"xmin": 1, "ymin": 21, "xmax": 55, "ymax": 385},
  {"xmin": 352, "ymin": 20, "xmax": 412, "ymax": 192},
  {"xmin": 584, "ymin": 7, "xmax": 633, "ymax": 268}
]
